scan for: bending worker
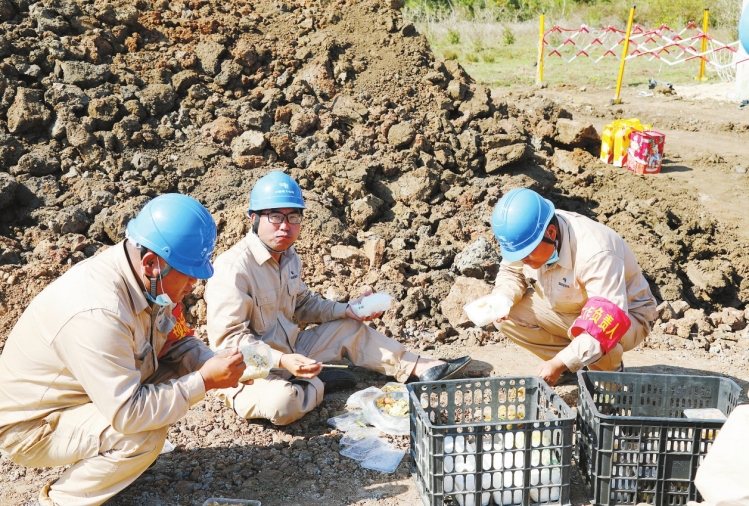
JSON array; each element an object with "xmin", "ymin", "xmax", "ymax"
[
  {"xmin": 490, "ymin": 188, "xmax": 656, "ymax": 386},
  {"xmin": 205, "ymin": 171, "xmax": 471, "ymax": 425},
  {"xmin": 0, "ymin": 194, "xmax": 247, "ymax": 506}
]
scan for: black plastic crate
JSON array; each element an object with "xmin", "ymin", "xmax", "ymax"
[
  {"xmin": 408, "ymin": 377, "xmax": 575, "ymax": 506},
  {"xmin": 576, "ymin": 370, "xmax": 741, "ymax": 506}
]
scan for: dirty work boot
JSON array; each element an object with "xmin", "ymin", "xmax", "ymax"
[
  {"xmin": 418, "ymin": 356, "xmax": 472, "ymax": 382},
  {"xmin": 318, "ymin": 369, "xmax": 357, "ymax": 393}
]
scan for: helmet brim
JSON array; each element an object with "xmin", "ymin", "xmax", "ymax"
[{"xmin": 178, "ymin": 261, "xmax": 214, "ymax": 280}]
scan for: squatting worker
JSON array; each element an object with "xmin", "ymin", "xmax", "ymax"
[
  {"xmin": 490, "ymin": 188, "xmax": 657, "ymax": 386},
  {"xmin": 205, "ymin": 171, "xmax": 471, "ymax": 425},
  {"xmin": 0, "ymin": 194, "xmax": 247, "ymax": 506}
]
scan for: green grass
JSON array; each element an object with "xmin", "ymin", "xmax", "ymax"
[{"xmin": 411, "ymin": 15, "xmax": 737, "ymax": 90}]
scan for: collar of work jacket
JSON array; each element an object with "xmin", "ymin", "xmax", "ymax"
[
  {"xmin": 119, "ymin": 241, "xmax": 152, "ymax": 316},
  {"xmin": 245, "ymin": 231, "xmax": 295, "ymax": 268}
]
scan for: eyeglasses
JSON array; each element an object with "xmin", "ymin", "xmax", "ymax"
[{"xmin": 260, "ymin": 211, "xmax": 303, "ymax": 225}]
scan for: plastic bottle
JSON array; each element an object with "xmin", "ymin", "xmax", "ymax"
[{"xmin": 350, "ymin": 292, "xmax": 393, "ymax": 318}]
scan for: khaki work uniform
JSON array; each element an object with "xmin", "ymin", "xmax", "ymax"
[
  {"xmin": 205, "ymin": 232, "xmax": 419, "ymax": 426},
  {"xmin": 0, "ymin": 242, "xmax": 212, "ymax": 506},
  {"xmin": 494, "ymin": 211, "xmax": 657, "ymax": 372}
]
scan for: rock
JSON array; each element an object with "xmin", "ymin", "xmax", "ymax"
[
  {"xmin": 331, "ymin": 95, "xmax": 368, "ymax": 125},
  {"xmin": 484, "ymin": 144, "xmax": 530, "ymax": 173},
  {"xmin": 671, "ymin": 300, "xmax": 690, "ymax": 318},
  {"xmin": 0, "ymin": 134, "xmax": 25, "ymax": 171},
  {"xmin": 350, "ymin": 194, "xmax": 384, "ymax": 227},
  {"xmin": 0, "ymin": 172, "xmax": 18, "ymax": 209},
  {"xmin": 552, "ymin": 149, "xmax": 582, "ymax": 174},
  {"xmin": 231, "ymin": 130, "xmax": 267, "ymax": 158},
  {"xmin": 65, "ymin": 122, "xmax": 96, "ymax": 149},
  {"xmin": 363, "ymin": 237, "xmax": 386, "ymax": 269},
  {"xmin": 54, "ymin": 207, "xmax": 92, "ymax": 234},
  {"xmin": 290, "ymin": 111, "xmax": 318, "ymax": 136},
  {"xmin": 268, "ymin": 132, "xmax": 296, "ymax": 164},
  {"xmin": 201, "ymin": 117, "xmax": 240, "ymax": 144},
  {"xmin": 387, "ymin": 122, "xmax": 415, "ymax": 148},
  {"xmin": 709, "ymin": 308, "xmax": 746, "ymax": 331},
  {"xmin": 387, "ymin": 166, "xmax": 438, "ymax": 203},
  {"xmin": 7, "ymin": 88, "xmax": 52, "ymax": 134},
  {"xmin": 413, "ymin": 239, "xmax": 456, "ymax": 269},
  {"xmin": 232, "ymin": 39, "xmax": 258, "ymax": 67},
  {"xmin": 446, "ymin": 80, "xmax": 466, "ymax": 100},
  {"xmin": 214, "ymin": 60, "xmax": 243, "ymax": 87},
  {"xmin": 330, "ymin": 245, "xmax": 366, "ymax": 263},
  {"xmin": 59, "ymin": 61, "xmax": 111, "ymax": 88},
  {"xmin": 1, "ymin": 0, "xmax": 16, "ymax": 22},
  {"xmin": 44, "ymin": 83, "xmax": 90, "ymax": 111},
  {"xmin": 17, "ymin": 176, "xmax": 61, "ymax": 207},
  {"xmin": 483, "ymin": 133, "xmax": 524, "ymax": 149},
  {"xmin": 194, "ymin": 41, "xmax": 226, "ymax": 76},
  {"xmin": 441, "ymin": 276, "xmax": 494, "ymax": 328},
  {"xmin": 385, "ymin": 0, "xmax": 404, "ymax": 9},
  {"xmin": 453, "ymin": 237, "xmax": 500, "ymax": 280},
  {"xmin": 87, "ymin": 96, "xmax": 120, "ymax": 130},
  {"xmin": 0, "ymin": 236, "xmax": 21, "ymax": 265},
  {"xmin": 136, "ymin": 84, "xmax": 176, "ymax": 116},
  {"xmin": 171, "ymin": 70, "xmax": 200, "ymax": 94},
  {"xmin": 459, "ymin": 85, "xmax": 492, "ymax": 119},
  {"xmin": 12, "ymin": 148, "xmax": 60, "ymax": 176},
  {"xmin": 174, "ymin": 156, "xmax": 206, "ymax": 177},
  {"xmin": 89, "ymin": 196, "xmax": 149, "ymax": 243},
  {"xmin": 656, "ymin": 301, "xmax": 675, "ymax": 321},
  {"xmin": 554, "ymin": 118, "xmax": 600, "ymax": 148}
]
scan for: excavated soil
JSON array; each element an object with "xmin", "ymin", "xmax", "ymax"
[{"xmin": 2, "ymin": 0, "xmax": 749, "ymax": 505}]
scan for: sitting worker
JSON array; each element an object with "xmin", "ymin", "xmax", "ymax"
[
  {"xmin": 489, "ymin": 188, "xmax": 657, "ymax": 386},
  {"xmin": 0, "ymin": 194, "xmax": 247, "ymax": 506},
  {"xmin": 691, "ymin": 404, "xmax": 749, "ymax": 506},
  {"xmin": 205, "ymin": 171, "xmax": 471, "ymax": 425}
]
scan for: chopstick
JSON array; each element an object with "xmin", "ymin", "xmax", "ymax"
[{"xmin": 320, "ymin": 364, "xmax": 349, "ymax": 369}]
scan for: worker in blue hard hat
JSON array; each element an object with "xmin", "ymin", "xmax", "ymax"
[
  {"xmin": 487, "ymin": 188, "xmax": 657, "ymax": 386},
  {"xmin": 0, "ymin": 194, "xmax": 247, "ymax": 506},
  {"xmin": 205, "ymin": 171, "xmax": 471, "ymax": 425}
]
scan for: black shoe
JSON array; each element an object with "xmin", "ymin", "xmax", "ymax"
[
  {"xmin": 417, "ymin": 356, "xmax": 472, "ymax": 382},
  {"xmin": 318, "ymin": 369, "xmax": 357, "ymax": 393}
]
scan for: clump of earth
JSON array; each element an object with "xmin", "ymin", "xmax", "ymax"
[{"xmin": 2, "ymin": 0, "xmax": 749, "ymax": 504}]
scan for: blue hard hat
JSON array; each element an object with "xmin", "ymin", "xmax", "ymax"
[
  {"xmin": 126, "ymin": 194, "xmax": 217, "ymax": 279},
  {"xmin": 491, "ymin": 188, "xmax": 555, "ymax": 262},
  {"xmin": 248, "ymin": 171, "xmax": 306, "ymax": 213},
  {"xmin": 741, "ymin": 3, "xmax": 749, "ymax": 54}
]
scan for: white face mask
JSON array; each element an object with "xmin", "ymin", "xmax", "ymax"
[{"xmin": 154, "ymin": 305, "xmax": 177, "ymax": 333}]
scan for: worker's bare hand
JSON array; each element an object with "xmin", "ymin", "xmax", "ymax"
[
  {"xmin": 535, "ymin": 357, "xmax": 567, "ymax": 386},
  {"xmin": 346, "ymin": 286, "xmax": 382, "ymax": 321},
  {"xmin": 280, "ymin": 353, "xmax": 322, "ymax": 379},
  {"xmin": 200, "ymin": 348, "xmax": 247, "ymax": 391}
]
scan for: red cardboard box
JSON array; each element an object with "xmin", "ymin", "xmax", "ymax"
[
  {"xmin": 626, "ymin": 148, "xmax": 662, "ymax": 174},
  {"xmin": 630, "ymin": 130, "xmax": 665, "ymax": 161}
]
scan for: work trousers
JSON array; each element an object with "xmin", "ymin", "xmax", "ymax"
[
  {"xmin": 222, "ymin": 318, "xmax": 419, "ymax": 426},
  {"xmin": 497, "ymin": 289, "xmax": 650, "ymax": 371},
  {"xmin": 0, "ymin": 365, "xmax": 182, "ymax": 506}
]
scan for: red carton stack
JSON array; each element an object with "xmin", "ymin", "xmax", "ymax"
[{"xmin": 626, "ymin": 130, "xmax": 665, "ymax": 175}]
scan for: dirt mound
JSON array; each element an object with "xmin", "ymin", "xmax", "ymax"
[{"xmin": 2, "ymin": 0, "xmax": 749, "ymax": 375}]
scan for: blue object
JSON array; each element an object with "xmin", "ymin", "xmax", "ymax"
[
  {"xmin": 126, "ymin": 194, "xmax": 217, "ymax": 279},
  {"xmin": 741, "ymin": 2, "xmax": 749, "ymax": 54},
  {"xmin": 491, "ymin": 188, "xmax": 555, "ymax": 262},
  {"xmin": 248, "ymin": 171, "xmax": 306, "ymax": 213}
]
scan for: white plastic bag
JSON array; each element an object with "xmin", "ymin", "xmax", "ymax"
[
  {"xmin": 350, "ymin": 293, "xmax": 393, "ymax": 318},
  {"xmin": 361, "ymin": 447, "xmax": 406, "ymax": 473},
  {"xmin": 346, "ymin": 386, "xmax": 382, "ymax": 409},
  {"xmin": 327, "ymin": 411, "xmax": 366, "ymax": 432},
  {"xmin": 360, "ymin": 390, "xmax": 409, "ymax": 436},
  {"xmin": 463, "ymin": 292, "xmax": 513, "ymax": 327},
  {"xmin": 238, "ymin": 343, "xmax": 273, "ymax": 382}
]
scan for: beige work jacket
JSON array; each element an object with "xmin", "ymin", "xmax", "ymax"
[
  {"xmin": 205, "ymin": 232, "xmax": 348, "ymax": 366},
  {"xmin": 0, "ymin": 242, "xmax": 211, "ymax": 435},
  {"xmin": 494, "ymin": 210, "xmax": 657, "ymax": 365}
]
